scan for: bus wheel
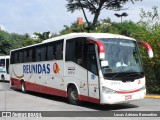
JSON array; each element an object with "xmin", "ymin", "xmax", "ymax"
[
  {"xmin": 68, "ymin": 86, "xmax": 80, "ymax": 105},
  {"xmin": 21, "ymin": 81, "xmax": 26, "ymax": 93},
  {"xmin": 1, "ymin": 74, "xmax": 5, "ymax": 81}
]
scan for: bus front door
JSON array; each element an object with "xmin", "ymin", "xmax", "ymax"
[{"xmin": 87, "ymin": 43, "xmax": 100, "ymax": 103}]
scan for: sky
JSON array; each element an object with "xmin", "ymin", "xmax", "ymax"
[{"xmin": 0, "ymin": 0, "xmax": 160, "ymax": 35}]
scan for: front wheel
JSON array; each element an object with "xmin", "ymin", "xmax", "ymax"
[{"xmin": 68, "ymin": 86, "xmax": 80, "ymax": 105}]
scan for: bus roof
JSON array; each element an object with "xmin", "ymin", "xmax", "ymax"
[
  {"xmin": 0, "ymin": 55, "xmax": 10, "ymax": 59},
  {"xmin": 42, "ymin": 33, "xmax": 135, "ymax": 43},
  {"xmin": 11, "ymin": 33, "xmax": 135, "ymax": 52}
]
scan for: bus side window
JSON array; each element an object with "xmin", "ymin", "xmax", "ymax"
[
  {"xmin": 47, "ymin": 44, "xmax": 55, "ymax": 60},
  {"xmin": 19, "ymin": 51, "xmax": 23, "ymax": 63},
  {"xmin": 41, "ymin": 46, "xmax": 47, "ymax": 61},
  {"xmin": 28, "ymin": 49, "xmax": 32, "ymax": 62},
  {"xmin": 55, "ymin": 41, "xmax": 63, "ymax": 60},
  {"xmin": 65, "ymin": 37, "xmax": 87, "ymax": 69},
  {"xmin": 65, "ymin": 40, "xmax": 75, "ymax": 61},
  {"xmin": 0, "ymin": 59, "xmax": 5, "ymax": 67},
  {"xmin": 6, "ymin": 58, "xmax": 9, "ymax": 74},
  {"xmin": 23, "ymin": 50, "xmax": 27, "ymax": 63},
  {"xmin": 11, "ymin": 52, "xmax": 15, "ymax": 64},
  {"xmin": 36, "ymin": 47, "xmax": 41, "ymax": 61},
  {"xmin": 15, "ymin": 52, "xmax": 19, "ymax": 63}
]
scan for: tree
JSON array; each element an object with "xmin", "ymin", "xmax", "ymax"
[
  {"xmin": 34, "ymin": 32, "xmax": 50, "ymax": 40},
  {"xmin": 66, "ymin": 0, "xmax": 142, "ymax": 30},
  {"xmin": 139, "ymin": 6, "xmax": 160, "ymax": 31},
  {"xmin": 33, "ymin": 31, "xmax": 57, "ymax": 40},
  {"xmin": 0, "ymin": 31, "xmax": 12, "ymax": 55}
]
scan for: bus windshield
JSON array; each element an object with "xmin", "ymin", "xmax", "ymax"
[{"xmin": 99, "ymin": 38, "xmax": 144, "ymax": 81}]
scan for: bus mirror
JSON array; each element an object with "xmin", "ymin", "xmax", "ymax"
[
  {"xmin": 138, "ymin": 41, "xmax": 153, "ymax": 58},
  {"xmin": 96, "ymin": 41, "xmax": 105, "ymax": 60}
]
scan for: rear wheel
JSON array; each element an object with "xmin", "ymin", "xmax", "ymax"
[
  {"xmin": 1, "ymin": 74, "xmax": 5, "ymax": 81},
  {"xmin": 21, "ymin": 81, "xmax": 26, "ymax": 93},
  {"xmin": 68, "ymin": 86, "xmax": 80, "ymax": 105}
]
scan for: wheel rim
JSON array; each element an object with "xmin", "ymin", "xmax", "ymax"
[
  {"xmin": 71, "ymin": 90, "xmax": 78, "ymax": 100},
  {"xmin": 21, "ymin": 82, "xmax": 25, "ymax": 92}
]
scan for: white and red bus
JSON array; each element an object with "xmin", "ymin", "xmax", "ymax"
[
  {"xmin": 9, "ymin": 33, "xmax": 153, "ymax": 105},
  {"xmin": 0, "ymin": 55, "xmax": 10, "ymax": 81}
]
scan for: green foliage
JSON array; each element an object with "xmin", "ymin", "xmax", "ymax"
[
  {"xmin": 0, "ymin": 31, "xmax": 12, "ymax": 55},
  {"xmin": 60, "ymin": 22, "xmax": 88, "ymax": 35},
  {"xmin": 0, "ymin": 30, "xmax": 41, "ymax": 55},
  {"xmin": 66, "ymin": 0, "xmax": 142, "ymax": 30},
  {"xmin": 33, "ymin": 32, "xmax": 58, "ymax": 41},
  {"xmin": 135, "ymin": 6, "xmax": 160, "ymax": 94}
]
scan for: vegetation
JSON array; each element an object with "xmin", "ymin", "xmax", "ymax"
[
  {"xmin": 0, "ymin": 31, "xmax": 41, "ymax": 55},
  {"xmin": 66, "ymin": 0, "xmax": 142, "ymax": 30}
]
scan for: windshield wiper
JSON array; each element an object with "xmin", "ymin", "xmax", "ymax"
[
  {"xmin": 124, "ymin": 72, "xmax": 144, "ymax": 78},
  {"xmin": 110, "ymin": 72, "xmax": 121, "ymax": 80},
  {"xmin": 110, "ymin": 72, "xmax": 143, "ymax": 80}
]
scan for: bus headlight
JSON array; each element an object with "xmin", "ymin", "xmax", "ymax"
[{"xmin": 102, "ymin": 86, "xmax": 116, "ymax": 94}]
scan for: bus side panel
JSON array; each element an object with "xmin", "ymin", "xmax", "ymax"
[
  {"xmin": 64, "ymin": 62, "xmax": 88, "ymax": 97},
  {"xmin": 10, "ymin": 78, "xmax": 21, "ymax": 89},
  {"xmin": 79, "ymin": 95, "xmax": 99, "ymax": 103},
  {"xmin": 64, "ymin": 62, "xmax": 100, "ymax": 103},
  {"xmin": 25, "ymin": 81, "xmax": 66, "ymax": 97},
  {"xmin": 10, "ymin": 61, "xmax": 67, "ymax": 97}
]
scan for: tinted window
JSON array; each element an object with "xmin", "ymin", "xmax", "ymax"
[
  {"xmin": 10, "ymin": 39, "xmax": 64, "ymax": 64},
  {"xmin": 6, "ymin": 59, "xmax": 9, "ymax": 74},
  {"xmin": 47, "ymin": 44, "xmax": 55, "ymax": 60},
  {"xmin": 55, "ymin": 41, "xmax": 63, "ymax": 60},
  {"xmin": 47, "ymin": 40, "xmax": 63, "ymax": 60},
  {"xmin": 41, "ymin": 46, "xmax": 47, "ymax": 61},
  {"xmin": 0, "ymin": 59, "xmax": 5, "ymax": 66},
  {"xmin": 19, "ymin": 51, "xmax": 23, "ymax": 63},
  {"xmin": 36, "ymin": 46, "xmax": 42, "ymax": 61},
  {"xmin": 65, "ymin": 37, "xmax": 87, "ymax": 69}
]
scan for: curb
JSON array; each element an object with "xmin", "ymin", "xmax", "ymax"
[{"xmin": 145, "ymin": 95, "xmax": 160, "ymax": 99}]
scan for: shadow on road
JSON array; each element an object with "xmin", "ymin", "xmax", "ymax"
[
  {"xmin": 0, "ymin": 80, "xmax": 10, "ymax": 83},
  {"xmin": 17, "ymin": 90, "xmax": 139, "ymax": 111}
]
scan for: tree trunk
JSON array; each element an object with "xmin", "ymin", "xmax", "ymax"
[
  {"xmin": 92, "ymin": 2, "xmax": 104, "ymax": 28},
  {"xmin": 78, "ymin": 0, "xmax": 91, "ymax": 28}
]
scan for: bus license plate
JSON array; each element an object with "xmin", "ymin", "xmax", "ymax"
[{"xmin": 125, "ymin": 95, "xmax": 132, "ymax": 100}]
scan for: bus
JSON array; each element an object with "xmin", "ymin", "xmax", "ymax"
[
  {"xmin": 0, "ymin": 56, "xmax": 10, "ymax": 81},
  {"xmin": 9, "ymin": 33, "xmax": 153, "ymax": 105}
]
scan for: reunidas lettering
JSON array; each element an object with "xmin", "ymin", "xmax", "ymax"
[{"xmin": 23, "ymin": 64, "xmax": 50, "ymax": 74}]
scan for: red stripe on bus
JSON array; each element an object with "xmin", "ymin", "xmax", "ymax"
[
  {"xmin": 117, "ymin": 89, "xmax": 140, "ymax": 94},
  {"xmin": 10, "ymin": 78, "xmax": 99, "ymax": 103},
  {"xmin": 11, "ymin": 78, "xmax": 22, "ymax": 89},
  {"xmin": 11, "ymin": 78, "xmax": 67, "ymax": 97},
  {"xmin": 79, "ymin": 95, "xmax": 99, "ymax": 103}
]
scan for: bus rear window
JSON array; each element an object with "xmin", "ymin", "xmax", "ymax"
[{"xmin": 0, "ymin": 59, "xmax": 5, "ymax": 67}]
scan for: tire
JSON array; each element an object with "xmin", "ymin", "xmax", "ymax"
[
  {"xmin": 1, "ymin": 74, "xmax": 5, "ymax": 81},
  {"xmin": 68, "ymin": 86, "xmax": 80, "ymax": 105},
  {"xmin": 21, "ymin": 81, "xmax": 26, "ymax": 93}
]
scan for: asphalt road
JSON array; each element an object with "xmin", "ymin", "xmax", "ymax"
[{"xmin": 0, "ymin": 81, "xmax": 159, "ymax": 120}]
